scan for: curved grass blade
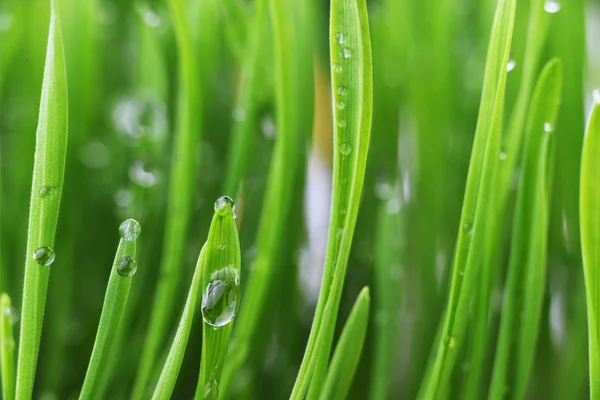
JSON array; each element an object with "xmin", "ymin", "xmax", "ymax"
[
  {"xmin": 581, "ymin": 101, "xmax": 600, "ymax": 399},
  {"xmin": 219, "ymin": 0, "xmax": 250, "ymax": 64},
  {"xmin": 132, "ymin": 0, "xmax": 202, "ymax": 397},
  {"xmin": 79, "ymin": 219, "xmax": 141, "ymax": 400},
  {"xmin": 219, "ymin": 0, "xmax": 314, "ymax": 393},
  {"xmin": 488, "ymin": 59, "xmax": 562, "ymax": 400},
  {"xmin": 15, "ymin": 1, "xmax": 68, "ymax": 397},
  {"xmin": 290, "ymin": 0, "xmax": 373, "ymax": 397},
  {"xmin": 320, "ymin": 287, "xmax": 370, "ymax": 400},
  {"xmin": 417, "ymin": 0, "xmax": 516, "ymax": 397},
  {"xmin": 194, "ymin": 197, "xmax": 241, "ymax": 399},
  {"xmin": 0, "ymin": 294, "xmax": 15, "ymax": 400},
  {"xmin": 151, "ymin": 244, "xmax": 206, "ymax": 400}
]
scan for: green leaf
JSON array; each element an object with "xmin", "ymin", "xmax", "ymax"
[
  {"xmin": 291, "ymin": 0, "xmax": 373, "ymax": 397},
  {"xmin": 132, "ymin": 0, "xmax": 203, "ymax": 396},
  {"xmin": 0, "ymin": 294, "xmax": 15, "ymax": 400},
  {"xmin": 79, "ymin": 219, "xmax": 140, "ymax": 400},
  {"xmin": 151, "ymin": 244, "xmax": 206, "ymax": 400},
  {"xmin": 581, "ymin": 101, "xmax": 600, "ymax": 399},
  {"xmin": 195, "ymin": 197, "xmax": 241, "ymax": 399},
  {"xmin": 15, "ymin": 1, "xmax": 68, "ymax": 397},
  {"xmin": 417, "ymin": 0, "xmax": 517, "ymax": 397},
  {"xmin": 489, "ymin": 58, "xmax": 562, "ymax": 400},
  {"xmin": 320, "ymin": 287, "xmax": 370, "ymax": 400}
]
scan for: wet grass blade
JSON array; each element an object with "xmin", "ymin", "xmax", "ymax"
[
  {"xmin": 132, "ymin": 0, "xmax": 202, "ymax": 396},
  {"xmin": 194, "ymin": 197, "xmax": 241, "ymax": 399},
  {"xmin": 15, "ymin": 1, "xmax": 68, "ymax": 397},
  {"xmin": 79, "ymin": 219, "xmax": 140, "ymax": 400},
  {"xmin": 151, "ymin": 244, "xmax": 206, "ymax": 400},
  {"xmin": 0, "ymin": 294, "xmax": 15, "ymax": 400},
  {"xmin": 581, "ymin": 101, "xmax": 600, "ymax": 399},
  {"xmin": 320, "ymin": 287, "xmax": 370, "ymax": 400},
  {"xmin": 290, "ymin": 0, "xmax": 373, "ymax": 397},
  {"xmin": 417, "ymin": 0, "xmax": 516, "ymax": 397},
  {"xmin": 489, "ymin": 59, "xmax": 562, "ymax": 400}
]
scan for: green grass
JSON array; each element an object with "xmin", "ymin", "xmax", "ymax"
[{"xmin": 0, "ymin": 0, "xmax": 599, "ymax": 399}]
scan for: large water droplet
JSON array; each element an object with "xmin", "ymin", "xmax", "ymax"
[
  {"xmin": 506, "ymin": 59, "xmax": 516, "ymax": 72},
  {"xmin": 201, "ymin": 268, "xmax": 240, "ymax": 327},
  {"xmin": 116, "ymin": 256, "xmax": 138, "ymax": 277},
  {"xmin": 39, "ymin": 186, "xmax": 56, "ymax": 198},
  {"xmin": 214, "ymin": 196, "xmax": 235, "ymax": 213},
  {"xmin": 119, "ymin": 219, "xmax": 141, "ymax": 241},
  {"xmin": 33, "ymin": 247, "xmax": 56, "ymax": 266},
  {"xmin": 340, "ymin": 143, "xmax": 352, "ymax": 156},
  {"xmin": 544, "ymin": 0, "xmax": 561, "ymax": 13}
]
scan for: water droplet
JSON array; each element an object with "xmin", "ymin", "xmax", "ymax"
[
  {"xmin": 143, "ymin": 10, "xmax": 161, "ymax": 27},
  {"xmin": 114, "ymin": 189, "xmax": 132, "ymax": 207},
  {"xmin": 214, "ymin": 196, "xmax": 235, "ymax": 214},
  {"xmin": 462, "ymin": 223, "xmax": 474, "ymax": 235},
  {"xmin": 80, "ymin": 141, "xmax": 110, "ymax": 169},
  {"xmin": 119, "ymin": 219, "xmax": 141, "ymax": 241},
  {"xmin": 335, "ymin": 32, "xmax": 345, "ymax": 44},
  {"xmin": 332, "ymin": 64, "xmax": 342, "ymax": 74},
  {"xmin": 116, "ymin": 256, "xmax": 138, "ymax": 277},
  {"xmin": 232, "ymin": 107, "xmax": 246, "ymax": 122},
  {"xmin": 342, "ymin": 48, "xmax": 351, "ymax": 58},
  {"xmin": 337, "ymin": 86, "xmax": 348, "ymax": 96},
  {"xmin": 593, "ymin": 89, "xmax": 600, "ymax": 104},
  {"xmin": 544, "ymin": 0, "xmax": 561, "ymax": 13},
  {"xmin": 261, "ymin": 115, "xmax": 277, "ymax": 139},
  {"xmin": 4, "ymin": 307, "xmax": 19, "ymax": 325},
  {"xmin": 201, "ymin": 268, "xmax": 240, "ymax": 327},
  {"xmin": 336, "ymin": 101, "xmax": 347, "ymax": 110},
  {"xmin": 499, "ymin": 152, "xmax": 507, "ymax": 160},
  {"xmin": 337, "ymin": 120, "xmax": 347, "ymax": 128},
  {"xmin": 375, "ymin": 179, "xmax": 392, "ymax": 200},
  {"xmin": 445, "ymin": 335, "xmax": 455, "ymax": 348},
  {"xmin": 3, "ymin": 339, "xmax": 15, "ymax": 351},
  {"xmin": 506, "ymin": 59, "xmax": 516, "ymax": 72},
  {"xmin": 0, "ymin": 13, "xmax": 14, "ymax": 31},
  {"xmin": 33, "ymin": 247, "xmax": 56, "ymax": 266},
  {"xmin": 113, "ymin": 96, "xmax": 167, "ymax": 142},
  {"xmin": 340, "ymin": 143, "xmax": 352, "ymax": 156},
  {"xmin": 203, "ymin": 378, "xmax": 219, "ymax": 400},
  {"xmin": 544, "ymin": 122, "xmax": 553, "ymax": 132},
  {"xmin": 129, "ymin": 161, "xmax": 159, "ymax": 187},
  {"xmin": 217, "ymin": 243, "xmax": 226, "ymax": 250},
  {"xmin": 386, "ymin": 195, "xmax": 401, "ymax": 214},
  {"xmin": 39, "ymin": 186, "xmax": 56, "ymax": 198}
]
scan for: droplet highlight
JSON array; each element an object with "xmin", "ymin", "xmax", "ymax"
[{"xmin": 33, "ymin": 247, "xmax": 56, "ymax": 266}]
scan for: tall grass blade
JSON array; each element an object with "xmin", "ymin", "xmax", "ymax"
[
  {"xmin": 489, "ymin": 59, "xmax": 562, "ymax": 400},
  {"xmin": 79, "ymin": 219, "xmax": 140, "ymax": 400},
  {"xmin": 581, "ymin": 101, "xmax": 600, "ymax": 399},
  {"xmin": 195, "ymin": 197, "xmax": 241, "ymax": 399},
  {"xmin": 417, "ymin": 0, "xmax": 516, "ymax": 397},
  {"xmin": 0, "ymin": 294, "xmax": 15, "ymax": 400},
  {"xmin": 320, "ymin": 287, "xmax": 370, "ymax": 400},
  {"xmin": 15, "ymin": 1, "xmax": 68, "ymax": 397},
  {"xmin": 132, "ymin": 0, "xmax": 202, "ymax": 397},
  {"xmin": 291, "ymin": 0, "xmax": 373, "ymax": 397},
  {"xmin": 152, "ymin": 244, "xmax": 206, "ymax": 400}
]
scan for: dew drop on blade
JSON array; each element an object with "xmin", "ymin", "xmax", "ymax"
[
  {"xmin": 33, "ymin": 247, "xmax": 56, "ymax": 266},
  {"xmin": 201, "ymin": 268, "xmax": 240, "ymax": 327},
  {"xmin": 544, "ymin": 0, "xmax": 561, "ymax": 13},
  {"xmin": 544, "ymin": 122, "xmax": 553, "ymax": 132},
  {"xmin": 119, "ymin": 219, "xmax": 141, "ymax": 241},
  {"xmin": 506, "ymin": 59, "xmax": 516, "ymax": 72},
  {"xmin": 116, "ymin": 256, "xmax": 138, "ymax": 277},
  {"xmin": 340, "ymin": 143, "xmax": 352, "ymax": 156},
  {"xmin": 39, "ymin": 186, "xmax": 56, "ymax": 198}
]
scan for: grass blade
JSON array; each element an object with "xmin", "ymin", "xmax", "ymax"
[
  {"xmin": 15, "ymin": 0, "xmax": 68, "ymax": 397},
  {"xmin": 320, "ymin": 287, "xmax": 370, "ymax": 400},
  {"xmin": 489, "ymin": 59, "xmax": 562, "ymax": 400},
  {"xmin": 195, "ymin": 197, "xmax": 241, "ymax": 399},
  {"xmin": 417, "ymin": 0, "xmax": 516, "ymax": 397},
  {"xmin": 151, "ymin": 244, "xmax": 206, "ymax": 400},
  {"xmin": 581, "ymin": 101, "xmax": 600, "ymax": 399},
  {"xmin": 290, "ymin": 0, "xmax": 373, "ymax": 397},
  {"xmin": 79, "ymin": 219, "xmax": 140, "ymax": 400},
  {"xmin": 0, "ymin": 294, "xmax": 15, "ymax": 400},
  {"xmin": 132, "ymin": 0, "xmax": 202, "ymax": 396}
]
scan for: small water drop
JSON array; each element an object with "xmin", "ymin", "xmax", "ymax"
[
  {"xmin": 544, "ymin": 122, "xmax": 553, "ymax": 132},
  {"xmin": 113, "ymin": 95, "xmax": 167, "ymax": 142},
  {"xmin": 375, "ymin": 179, "xmax": 392, "ymax": 200},
  {"xmin": 499, "ymin": 152, "xmax": 507, "ymax": 160},
  {"xmin": 203, "ymin": 378, "xmax": 219, "ymax": 400},
  {"xmin": 337, "ymin": 120, "xmax": 347, "ymax": 128},
  {"xmin": 340, "ymin": 143, "xmax": 352, "ymax": 156},
  {"xmin": 445, "ymin": 335, "xmax": 456, "ymax": 349},
  {"xmin": 33, "ymin": 247, "xmax": 56, "ymax": 266},
  {"xmin": 261, "ymin": 115, "xmax": 277, "ymax": 139},
  {"xmin": 593, "ymin": 89, "xmax": 600, "ymax": 104},
  {"xmin": 217, "ymin": 243, "xmax": 226, "ymax": 251},
  {"xmin": 332, "ymin": 64, "xmax": 342, "ymax": 74},
  {"xmin": 39, "ymin": 186, "xmax": 56, "ymax": 198},
  {"xmin": 462, "ymin": 223, "xmax": 474, "ymax": 235},
  {"xmin": 336, "ymin": 101, "xmax": 347, "ymax": 110},
  {"xmin": 129, "ymin": 161, "xmax": 159, "ymax": 188},
  {"xmin": 232, "ymin": 107, "xmax": 246, "ymax": 122},
  {"xmin": 4, "ymin": 306, "xmax": 19, "ymax": 325},
  {"xmin": 80, "ymin": 141, "xmax": 110, "ymax": 169},
  {"xmin": 119, "ymin": 219, "xmax": 141, "ymax": 241},
  {"xmin": 214, "ymin": 196, "xmax": 235, "ymax": 214},
  {"xmin": 116, "ymin": 256, "xmax": 138, "ymax": 277},
  {"xmin": 114, "ymin": 189, "xmax": 132, "ymax": 207},
  {"xmin": 337, "ymin": 86, "xmax": 348, "ymax": 96},
  {"xmin": 342, "ymin": 48, "xmax": 351, "ymax": 59},
  {"xmin": 201, "ymin": 269, "xmax": 240, "ymax": 327},
  {"xmin": 143, "ymin": 10, "xmax": 161, "ymax": 27},
  {"xmin": 335, "ymin": 32, "xmax": 345, "ymax": 44},
  {"xmin": 506, "ymin": 59, "xmax": 516, "ymax": 72},
  {"xmin": 544, "ymin": 0, "xmax": 561, "ymax": 13}
]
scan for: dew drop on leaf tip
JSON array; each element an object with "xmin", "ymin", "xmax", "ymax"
[
  {"xmin": 214, "ymin": 196, "xmax": 235, "ymax": 215},
  {"xmin": 119, "ymin": 218, "xmax": 141, "ymax": 241}
]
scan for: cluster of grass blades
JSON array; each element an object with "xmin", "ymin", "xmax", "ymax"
[{"xmin": 0, "ymin": 0, "xmax": 599, "ymax": 398}]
